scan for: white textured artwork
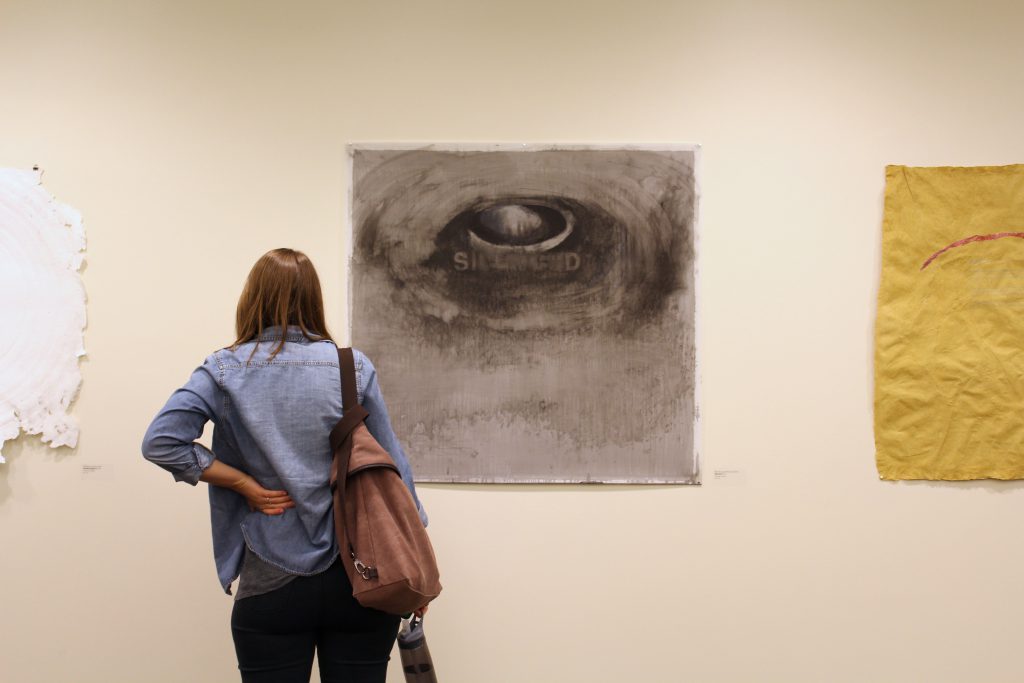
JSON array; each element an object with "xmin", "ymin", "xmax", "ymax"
[{"xmin": 0, "ymin": 169, "xmax": 86, "ymax": 463}]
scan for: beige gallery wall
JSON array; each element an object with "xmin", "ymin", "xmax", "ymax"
[{"xmin": 2, "ymin": 1, "xmax": 1024, "ymax": 681}]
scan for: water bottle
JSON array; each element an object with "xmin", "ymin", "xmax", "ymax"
[{"xmin": 398, "ymin": 615, "xmax": 437, "ymax": 682}]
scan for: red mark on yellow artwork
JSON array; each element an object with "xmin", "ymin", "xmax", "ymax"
[{"xmin": 921, "ymin": 232, "xmax": 1024, "ymax": 270}]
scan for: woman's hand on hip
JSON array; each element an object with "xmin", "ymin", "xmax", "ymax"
[
  {"xmin": 198, "ymin": 459, "xmax": 295, "ymax": 515},
  {"xmin": 235, "ymin": 476, "xmax": 295, "ymax": 515}
]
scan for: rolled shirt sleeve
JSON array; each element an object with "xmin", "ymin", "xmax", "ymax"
[
  {"xmin": 360, "ymin": 354, "xmax": 429, "ymax": 527},
  {"xmin": 141, "ymin": 357, "xmax": 220, "ymax": 485}
]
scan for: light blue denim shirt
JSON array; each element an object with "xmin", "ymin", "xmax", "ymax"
[{"xmin": 141, "ymin": 326, "xmax": 427, "ymax": 594}]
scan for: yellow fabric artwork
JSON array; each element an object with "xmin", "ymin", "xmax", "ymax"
[{"xmin": 876, "ymin": 164, "xmax": 1024, "ymax": 479}]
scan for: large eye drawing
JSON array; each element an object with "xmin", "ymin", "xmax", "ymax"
[{"xmin": 349, "ymin": 145, "xmax": 698, "ymax": 485}]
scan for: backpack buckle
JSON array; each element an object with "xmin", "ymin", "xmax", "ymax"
[{"xmin": 353, "ymin": 558, "xmax": 378, "ymax": 580}]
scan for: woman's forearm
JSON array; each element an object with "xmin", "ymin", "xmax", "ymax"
[{"xmin": 198, "ymin": 459, "xmax": 249, "ymax": 491}]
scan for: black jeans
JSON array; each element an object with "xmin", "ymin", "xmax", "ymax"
[{"xmin": 231, "ymin": 559, "xmax": 400, "ymax": 683}]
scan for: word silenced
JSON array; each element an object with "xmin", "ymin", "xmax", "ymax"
[{"xmin": 453, "ymin": 251, "xmax": 581, "ymax": 272}]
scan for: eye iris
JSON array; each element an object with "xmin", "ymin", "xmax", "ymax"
[{"xmin": 475, "ymin": 205, "xmax": 554, "ymax": 246}]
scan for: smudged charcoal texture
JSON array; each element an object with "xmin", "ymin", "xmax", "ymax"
[{"xmin": 350, "ymin": 147, "xmax": 697, "ymax": 483}]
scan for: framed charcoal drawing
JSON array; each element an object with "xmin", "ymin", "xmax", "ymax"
[{"xmin": 348, "ymin": 144, "xmax": 700, "ymax": 483}]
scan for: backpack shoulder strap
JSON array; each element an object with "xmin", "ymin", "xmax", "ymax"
[
  {"xmin": 339, "ymin": 346, "xmax": 358, "ymax": 412},
  {"xmin": 329, "ymin": 346, "xmax": 374, "ymax": 576},
  {"xmin": 329, "ymin": 347, "xmax": 369, "ymax": 453}
]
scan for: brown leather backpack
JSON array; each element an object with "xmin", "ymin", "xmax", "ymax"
[{"xmin": 328, "ymin": 347, "xmax": 442, "ymax": 615}]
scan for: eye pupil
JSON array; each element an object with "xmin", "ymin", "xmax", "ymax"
[
  {"xmin": 469, "ymin": 202, "xmax": 573, "ymax": 251},
  {"xmin": 478, "ymin": 205, "xmax": 545, "ymax": 243}
]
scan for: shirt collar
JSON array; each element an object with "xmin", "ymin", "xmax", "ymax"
[{"xmin": 255, "ymin": 325, "xmax": 315, "ymax": 343}]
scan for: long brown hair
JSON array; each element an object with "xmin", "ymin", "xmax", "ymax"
[{"xmin": 232, "ymin": 248, "xmax": 333, "ymax": 359}]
